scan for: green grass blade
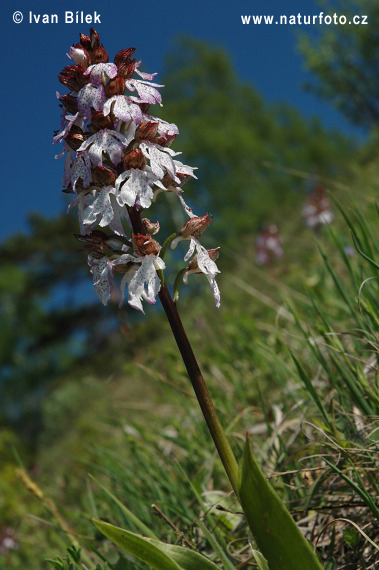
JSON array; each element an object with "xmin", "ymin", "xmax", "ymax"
[
  {"xmin": 89, "ymin": 475, "xmax": 158, "ymax": 539},
  {"xmin": 290, "ymin": 352, "xmax": 332, "ymax": 430},
  {"xmin": 321, "ymin": 458, "xmax": 379, "ymax": 522},
  {"xmin": 238, "ymin": 436, "xmax": 323, "ymax": 570}
]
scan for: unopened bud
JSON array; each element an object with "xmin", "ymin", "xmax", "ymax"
[
  {"xmin": 117, "ymin": 60, "xmax": 136, "ymax": 79},
  {"xmin": 91, "ymin": 46, "xmax": 109, "ymax": 64},
  {"xmin": 90, "ymin": 111, "xmax": 113, "ymax": 131},
  {"xmin": 92, "ymin": 166, "xmax": 117, "ymax": 187},
  {"xmin": 90, "ymin": 28, "xmax": 100, "ymax": 49},
  {"xmin": 123, "ymin": 148, "xmax": 147, "ymax": 170},
  {"xmin": 69, "ymin": 44, "xmax": 90, "ymax": 67},
  {"xmin": 59, "ymin": 93, "xmax": 78, "ymax": 114},
  {"xmin": 79, "ymin": 33, "xmax": 91, "ymax": 50},
  {"xmin": 135, "ymin": 121, "xmax": 159, "ymax": 143},
  {"xmin": 105, "ymin": 76, "xmax": 126, "ymax": 98},
  {"xmin": 155, "ymin": 134, "xmax": 176, "ymax": 147},
  {"xmin": 114, "ymin": 48, "xmax": 136, "ymax": 68},
  {"xmin": 65, "ymin": 125, "xmax": 86, "ymax": 151},
  {"xmin": 58, "ymin": 65, "xmax": 89, "ymax": 92},
  {"xmin": 142, "ymin": 218, "xmax": 160, "ymax": 235},
  {"xmin": 180, "ymin": 214, "xmax": 213, "ymax": 239},
  {"xmin": 132, "ymin": 234, "xmax": 160, "ymax": 257}
]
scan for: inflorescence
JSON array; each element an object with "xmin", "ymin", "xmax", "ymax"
[{"xmin": 54, "ymin": 28, "xmax": 220, "ymax": 312}]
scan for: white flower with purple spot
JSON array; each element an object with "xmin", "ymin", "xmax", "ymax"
[
  {"xmin": 66, "ymin": 152, "xmax": 92, "ymax": 192},
  {"xmin": 103, "ymin": 95, "xmax": 143, "ymax": 125},
  {"xmin": 115, "ymin": 168, "xmax": 166, "ymax": 209},
  {"xmin": 52, "ymin": 113, "xmax": 80, "ymax": 145},
  {"xmin": 82, "ymin": 186, "xmax": 130, "ymax": 236},
  {"xmin": 84, "ymin": 63, "xmax": 118, "ymax": 85},
  {"xmin": 78, "ymin": 84, "xmax": 106, "ymax": 119},
  {"xmin": 183, "ymin": 240, "xmax": 221, "ymax": 308},
  {"xmin": 115, "ymin": 254, "xmax": 165, "ymax": 313},
  {"xmin": 88, "ymin": 256, "xmax": 114, "ymax": 305},
  {"xmin": 78, "ymin": 129, "xmax": 128, "ymax": 167},
  {"xmin": 126, "ymin": 79, "xmax": 163, "ymax": 105},
  {"xmin": 140, "ymin": 142, "xmax": 181, "ymax": 181},
  {"xmin": 142, "ymin": 113, "xmax": 179, "ymax": 139}
]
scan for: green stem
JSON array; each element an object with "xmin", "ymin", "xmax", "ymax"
[
  {"xmin": 158, "ymin": 284, "xmax": 239, "ymax": 496},
  {"xmin": 159, "ymin": 232, "xmax": 178, "ymax": 260},
  {"xmin": 173, "ymin": 268, "xmax": 187, "ymax": 303}
]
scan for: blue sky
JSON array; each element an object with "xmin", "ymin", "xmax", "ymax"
[{"xmin": 2, "ymin": 0, "xmax": 363, "ymax": 241}]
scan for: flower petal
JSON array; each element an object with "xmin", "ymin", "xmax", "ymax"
[
  {"xmin": 78, "ymin": 84, "xmax": 106, "ymax": 119},
  {"xmin": 84, "ymin": 63, "xmax": 118, "ymax": 85},
  {"xmin": 127, "ymin": 255, "xmax": 161, "ymax": 313},
  {"xmin": 78, "ymin": 129, "xmax": 127, "ymax": 167}
]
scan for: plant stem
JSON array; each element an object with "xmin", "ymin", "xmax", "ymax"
[
  {"xmin": 158, "ymin": 284, "xmax": 239, "ymax": 496},
  {"xmin": 128, "ymin": 206, "xmax": 239, "ymax": 495}
]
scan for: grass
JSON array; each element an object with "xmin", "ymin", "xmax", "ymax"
[{"xmin": 3, "ymin": 179, "xmax": 379, "ymax": 568}]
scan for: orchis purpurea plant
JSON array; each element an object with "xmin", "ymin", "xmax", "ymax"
[{"xmin": 54, "ymin": 29, "xmax": 323, "ymax": 569}]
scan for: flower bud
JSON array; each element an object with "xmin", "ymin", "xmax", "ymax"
[
  {"xmin": 123, "ymin": 148, "xmax": 147, "ymax": 170},
  {"xmin": 132, "ymin": 234, "xmax": 160, "ymax": 257},
  {"xmin": 135, "ymin": 121, "xmax": 159, "ymax": 143},
  {"xmin": 104, "ymin": 76, "xmax": 126, "ymax": 98},
  {"xmin": 142, "ymin": 218, "xmax": 160, "ymax": 235},
  {"xmin": 90, "ymin": 111, "xmax": 113, "ymax": 131},
  {"xmin": 69, "ymin": 44, "xmax": 91, "ymax": 67},
  {"xmin": 155, "ymin": 134, "xmax": 176, "ymax": 147},
  {"xmin": 65, "ymin": 125, "xmax": 86, "ymax": 150},
  {"xmin": 79, "ymin": 33, "xmax": 91, "ymax": 50},
  {"xmin": 114, "ymin": 48, "xmax": 136, "ymax": 68},
  {"xmin": 91, "ymin": 45, "xmax": 109, "ymax": 64},
  {"xmin": 90, "ymin": 28, "xmax": 100, "ymax": 49},
  {"xmin": 58, "ymin": 65, "xmax": 89, "ymax": 92},
  {"xmin": 92, "ymin": 166, "xmax": 117, "ymax": 187},
  {"xmin": 117, "ymin": 60, "xmax": 136, "ymax": 79},
  {"xmin": 59, "ymin": 93, "xmax": 78, "ymax": 114},
  {"xmin": 179, "ymin": 214, "xmax": 213, "ymax": 239}
]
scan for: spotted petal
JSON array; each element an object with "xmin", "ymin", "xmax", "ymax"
[
  {"xmin": 88, "ymin": 257, "xmax": 113, "ymax": 305},
  {"xmin": 126, "ymin": 79, "xmax": 163, "ymax": 105},
  {"xmin": 69, "ymin": 152, "xmax": 92, "ymax": 191},
  {"xmin": 78, "ymin": 129, "xmax": 127, "ymax": 167},
  {"xmin": 84, "ymin": 63, "xmax": 118, "ymax": 85},
  {"xmin": 103, "ymin": 95, "xmax": 143, "ymax": 125},
  {"xmin": 78, "ymin": 84, "xmax": 106, "ymax": 119},
  {"xmin": 115, "ymin": 168, "xmax": 165, "ymax": 209},
  {"xmin": 127, "ymin": 255, "xmax": 162, "ymax": 313},
  {"xmin": 140, "ymin": 142, "xmax": 181, "ymax": 181}
]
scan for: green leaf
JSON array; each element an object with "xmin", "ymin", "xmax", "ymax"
[
  {"xmin": 238, "ymin": 436, "xmax": 324, "ymax": 570},
  {"xmin": 250, "ymin": 549, "xmax": 270, "ymax": 570},
  {"xmin": 149, "ymin": 541, "xmax": 224, "ymax": 569},
  {"xmin": 92, "ymin": 518, "xmax": 221, "ymax": 569}
]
